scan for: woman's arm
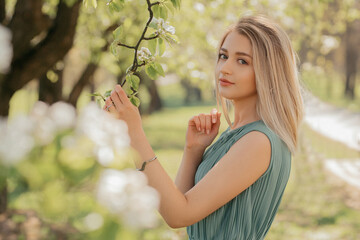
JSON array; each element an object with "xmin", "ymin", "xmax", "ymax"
[
  {"xmin": 105, "ymin": 85, "xmax": 271, "ymax": 228},
  {"xmin": 175, "ymin": 146, "xmax": 205, "ymax": 194}
]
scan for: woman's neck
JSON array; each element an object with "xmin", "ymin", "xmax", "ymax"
[{"xmin": 230, "ymin": 94, "xmax": 260, "ymax": 130}]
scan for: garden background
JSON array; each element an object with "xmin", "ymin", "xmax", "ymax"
[{"xmin": 0, "ymin": 0, "xmax": 360, "ymax": 239}]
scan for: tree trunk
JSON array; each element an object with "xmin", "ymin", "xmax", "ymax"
[
  {"xmin": 39, "ymin": 67, "xmax": 64, "ymax": 104},
  {"xmin": 68, "ymin": 63, "xmax": 98, "ymax": 107},
  {"xmin": 180, "ymin": 78, "xmax": 202, "ymax": 104},
  {"xmin": 344, "ymin": 19, "xmax": 360, "ymax": 99},
  {"xmin": 0, "ymin": 0, "xmax": 81, "ymax": 215},
  {"xmin": 0, "ymin": 180, "xmax": 6, "ymax": 214},
  {"xmin": 0, "ymin": 0, "xmax": 81, "ymax": 117},
  {"xmin": 0, "ymin": 0, "xmax": 5, "ymax": 23},
  {"xmin": 135, "ymin": 71, "xmax": 162, "ymax": 114}
]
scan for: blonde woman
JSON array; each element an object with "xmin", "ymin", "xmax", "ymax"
[{"xmin": 104, "ymin": 15, "xmax": 303, "ymax": 240}]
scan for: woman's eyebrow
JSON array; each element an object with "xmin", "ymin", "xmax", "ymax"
[{"xmin": 220, "ymin": 47, "xmax": 253, "ymax": 59}]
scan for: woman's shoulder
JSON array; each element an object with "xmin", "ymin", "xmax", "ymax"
[{"xmin": 229, "ymin": 120, "xmax": 290, "ymax": 155}]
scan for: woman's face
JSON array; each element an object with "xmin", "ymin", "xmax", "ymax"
[{"xmin": 215, "ymin": 31, "xmax": 257, "ymax": 101}]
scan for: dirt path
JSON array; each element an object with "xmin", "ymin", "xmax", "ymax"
[{"xmin": 304, "ymin": 93, "xmax": 360, "ymax": 191}]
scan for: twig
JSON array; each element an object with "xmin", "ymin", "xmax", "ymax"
[
  {"xmin": 120, "ymin": 0, "xmax": 160, "ymax": 86},
  {"xmin": 118, "ymin": 43, "xmax": 136, "ymax": 49}
]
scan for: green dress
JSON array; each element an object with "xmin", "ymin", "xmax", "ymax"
[{"xmin": 186, "ymin": 120, "xmax": 291, "ymax": 240}]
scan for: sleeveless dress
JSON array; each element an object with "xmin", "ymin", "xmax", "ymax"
[{"xmin": 186, "ymin": 120, "xmax": 291, "ymax": 240}]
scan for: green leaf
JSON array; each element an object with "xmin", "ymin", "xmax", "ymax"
[
  {"xmin": 126, "ymin": 74, "xmax": 140, "ymax": 91},
  {"xmin": 164, "ymin": 1, "xmax": 175, "ymax": 15},
  {"xmin": 170, "ymin": 0, "xmax": 180, "ymax": 9},
  {"xmin": 124, "ymin": 85, "xmax": 133, "ymax": 96},
  {"xmin": 148, "ymin": 38, "xmax": 157, "ymax": 55},
  {"xmin": 104, "ymin": 90, "xmax": 112, "ymax": 98},
  {"xmin": 149, "ymin": 19, "xmax": 158, "ymax": 29},
  {"xmin": 153, "ymin": 62, "xmax": 165, "ymax": 77},
  {"xmin": 89, "ymin": 93, "xmax": 105, "ymax": 101},
  {"xmin": 158, "ymin": 38, "xmax": 165, "ymax": 56},
  {"xmin": 130, "ymin": 95, "xmax": 140, "ymax": 107},
  {"xmin": 111, "ymin": 1, "xmax": 122, "ymax": 12},
  {"xmin": 153, "ymin": 5, "xmax": 161, "ymax": 18},
  {"xmin": 164, "ymin": 34, "xmax": 180, "ymax": 45},
  {"xmin": 112, "ymin": 26, "xmax": 123, "ymax": 41},
  {"xmin": 145, "ymin": 64, "xmax": 158, "ymax": 79},
  {"xmin": 159, "ymin": 5, "xmax": 168, "ymax": 20},
  {"xmin": 110, "ymin": 42, "xmax": 118, "ymax": 56},
  {"xmin": 83, "ymin": 0, "xmax": 97, "ymax": 8}
]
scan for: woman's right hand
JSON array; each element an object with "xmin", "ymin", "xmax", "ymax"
[{"xmin": 186, "ymin": 108, "xmax": 221, "ymax": 150}]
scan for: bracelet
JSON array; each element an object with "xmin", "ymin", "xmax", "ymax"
[{"xmin": 136, "ymin": 156, "xmax": 157, "ymax": 171}]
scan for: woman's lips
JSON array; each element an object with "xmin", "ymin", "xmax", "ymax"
[{"xmin": 219, "ymin": 78, "xmax": 234, "ymax": 86}]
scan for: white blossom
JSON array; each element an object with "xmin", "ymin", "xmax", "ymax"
[
  {"xmin": 193, "ymin": 2, "xmax": 205, "ymax": 14},
  {"xmin": 76, "ymin": 102, "xmax": 130, "ymax": 166},
  {"xmin": 137, "ymin": 47, "xmax": 154, "ymax": 62},
  {"xmin": 0, "ymin": 116, "xmax": 34, "ymax": 165},
  {"xmin": 48, "ymin": 101, "xmax": 76, "ymax": 131},
  {"xmin": 156, "ymin": 18, "xmax": 175, "ymax": 35},
  {"xmin": 83, "ymin": 212, "xmax": 104, "ymax": 231},
  {"xmin": 0, "ymin": 24, "xmax": 13, "ymax": 74},
  {"xmin": 96, "ymin": 169, "xmax": 160, "ymax": 228},
  {"xmin": 27, "ymin": 101, "xmax": 76, "ymax": 145}
]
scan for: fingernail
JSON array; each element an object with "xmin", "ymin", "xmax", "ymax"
[
  {"xmin": 212, "ymin": 117, "xmax": 216, "ymax": 123},
  {"xmin": 198, "ymin": 127, "xmax": 201, "ymax": 131},
  {"xmin": 207, "ymin": 130, "xmax": 210, "ymax": 134},
  {"xmin": 115, "ymin": 85, "xmax": 121, "ymax": 93}
]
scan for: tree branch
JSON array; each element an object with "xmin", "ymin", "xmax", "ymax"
[
  {"xmin": 119, "ymin": 0, "xmax": 158, "ymax": 86},
  {"xmin": 0, "ymin": 0, "xmax": 5, "ymax": 23},
  {"xmin": 8, "ymin": 0, "xmax": 52, "ymax": 61},
  {"xmin": 4, "ymin": 0, "xmax": 81, "ymax": 95},
  {"xmin": 117, "ymin": 42, "xmax": 136, "ymax": 49},
  {"xmin": 68, "ymin": 63, "xmax": 97, "ymax": 106},
  {"xmin": 150, "ymin": 2, "xmax": 161, "ymax": 7},
  {"xmin": 143, "ymin": 32, "xmax": 159, "ymax": 40}
]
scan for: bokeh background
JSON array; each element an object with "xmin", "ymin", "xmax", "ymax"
[{"xmin": 0, "ymin": 0, "xmax": 359, "ymax": 239}]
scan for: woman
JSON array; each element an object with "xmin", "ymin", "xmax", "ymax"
[{"xmin": 104, "ymin": 15, "xmax": 303, "ymax": 240}]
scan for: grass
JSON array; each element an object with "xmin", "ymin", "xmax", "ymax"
[{"xmin": 302, "ymin": 69, "xmax": 360, "ymax": 112}]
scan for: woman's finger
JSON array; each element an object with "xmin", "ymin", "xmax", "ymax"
[
  {"xmin": 115, "ymin": 85, "xmax": 130, "ymax": 106},
  {"xmin": 193, "ymin": 115, "xmax": 201, "ymax": 132},
  {"xmin": 211, "ymin": 108, "xmax": 218, "ymax": 123},
  {"xmin": 205, "ymin": 114, "xmax": 211, "ymax": 134},
  {"xmin": 104, "ymin": 97, "xmax": 116, "ymax": 113},
  {"xmin": 199, "ymin": 114, "xmax": 206, "ymax": 133},
  {"xmin": 110, "ymin": 90, "xmax": 122, "ymax": 111}
]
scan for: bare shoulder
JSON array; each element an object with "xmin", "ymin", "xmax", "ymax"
[{"xmin": 227, "ymin": 130, "xmax": 271, "ymax": 173}]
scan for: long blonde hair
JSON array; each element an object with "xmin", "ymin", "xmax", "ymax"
[{"xmin": 215, "ymin": 15, "xmax": 304, "ymax": 153}]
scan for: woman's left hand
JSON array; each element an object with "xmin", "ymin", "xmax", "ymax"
[{"xmin": 103, "ymin": 85, "xmax": 142, "ymax": 135}]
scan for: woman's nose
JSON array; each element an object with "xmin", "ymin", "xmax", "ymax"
[{"xmin": 220, "ymin": 59, "xmax": 232, "ymax": 75}]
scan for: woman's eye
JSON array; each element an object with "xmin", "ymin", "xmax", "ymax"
[
  {"xmin": 218, "ymin": 53, "xmax": 227, "ymax": 60},
  {"xmin": 238, "ymin": 59, "xmax": 247, "ymax": 64}
]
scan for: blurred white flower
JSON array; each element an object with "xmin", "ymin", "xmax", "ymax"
[
  {"xmin": 48, "ymin": 101, "xmax": 76, "ymax": 131},
  {"xmin": 0, "ymin": 24, "xmax": 13, "ymax": 74},
  {"xmin": 321, "ymin": 35, "xmax": 339, "ymax": 55},
  {"xmin": 0, "ymin": 116, "xmax": 34, "ymax": 165},
  {"xmin": 28, "ymin": 101, "xmax": 76, "ymax": 145},
  {"xmin": 193, "ymin": 2, "xmax": 205, "ymax": 14},
  {"xmin": 97, "ymin": 169, "xmax": 160, "ymax": 228},
  {"xmin": 76, "ymin": 102, "xmax": 130, "ymax": 166},
  {"xmin": 83, "ymin": 212, "xmax": 104, "ymax": 231}
]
